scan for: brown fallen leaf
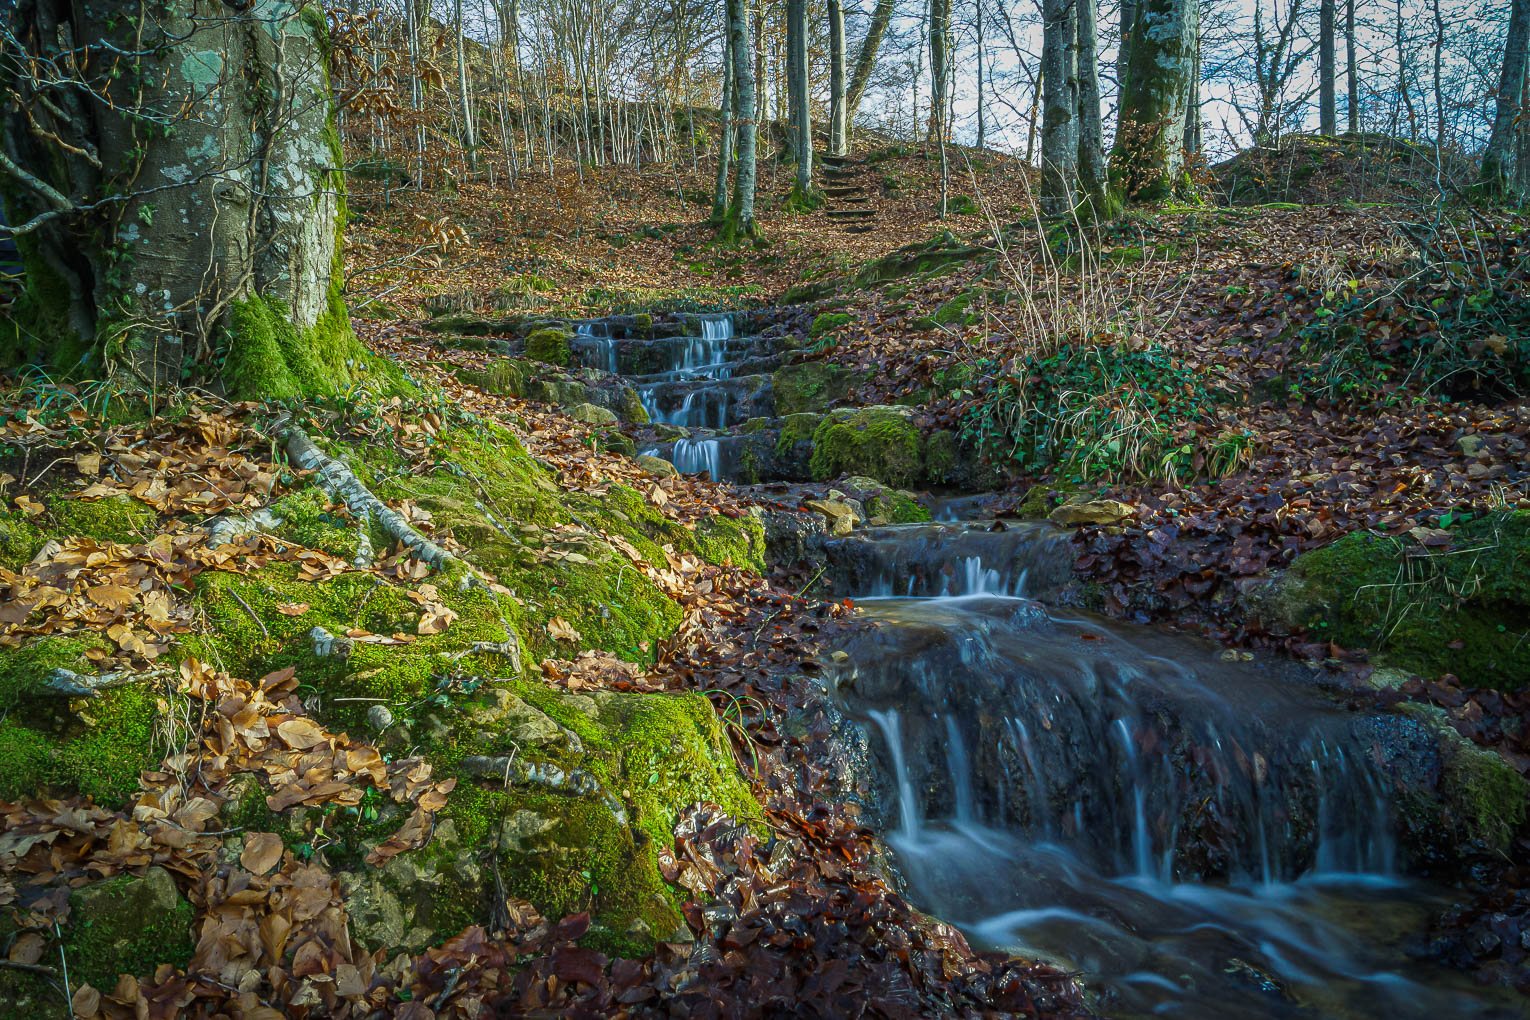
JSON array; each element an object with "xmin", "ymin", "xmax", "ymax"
[
  {"xmin": 276, "ymin": 602, "xmax": 312, "ymax": 616},
  {"xmin": 8, "ymin": 931, "xmax": 45, "ymax": 965},
  {"xmin": 417, "ymin": 602, "xmax": 458, "ymax": 635},
  {"xmin": 240, "ymin": 831, "xmax": 284, "ymax": 876},
  {"xmin": 275, "ymin": 716, "xmax": 328, "ymax": 749},
  {"xmin": 546, "ymin": 617, "xmax": 581, "ymax": 643}
]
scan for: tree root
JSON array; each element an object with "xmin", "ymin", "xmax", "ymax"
[
  {"xmin": 275, "ymin": 418, "xmax": 460, "ymax": 572},
  {"xmin": 43, "ymin": 668, "xmax": 143, "ymax": 697}
]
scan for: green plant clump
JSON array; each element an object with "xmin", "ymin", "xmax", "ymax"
[{"xmin": 960, "ymin": 341, "xmax": 1221, "ymax": 483}]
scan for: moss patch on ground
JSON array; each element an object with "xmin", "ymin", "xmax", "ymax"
[
  {"xmin": 1273, "ymin": 510, "xmax": 1530, "ymax": 689},
  {"xmin": 0, "ymin": 633, "xmax": 161, "ymax": 807}
]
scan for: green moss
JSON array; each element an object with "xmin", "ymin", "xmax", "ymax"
[
  {"xmin": 0, "ymin": 507, "xmax": 44, "ymax": 570},
  {"xmin": 1438, "ymin": 734, "xmax": 1528, "ymax": 853},
  {"xmin": 933, "ymin": 291, "xmax": 978, "ymax": 326},
  {"xmin": 65, "ymin": 868, "xmax": 195, "ymax": 993},
  {"xmin": 809, "ymin": 312, "xmax": 853, "ymax": 338},
  {"xmin": 524, "ymin": 327, "xmax": 573, "ymax": 367},
  {"xmin": 809, "ymin": 408, "xmax": 924, "ymax": 488},
  {"xmin": 1281, "ymin": 510, "xmax": 1530, "ymax": 689},
  {"xmin": 771, "ymin": 362, "xmax": 868, "ymax": 415},
  {"xmin": 222, "ymin": 292, "xmax": 386, "ymax": 401},
  {"xmin": 0, "ymin": 635, "xmax": 109, "ymax": 711},
  {"xmin": 433, "ymin": 684, "xmax": 760, "ymax": 952},
  {"xmin": 775, "ymin": 412, "xmax": 824, "ymax": 457},
  {"xmin": 267, "ymin": 485, "xmax": 362, "ymax": 559},
  {"xmin": 867, "ymin": 490, "xmax": 930, "ymax": 524},
  {"xmin": 0, "ymin": 675, "xmax": 161, "ymax": 808},
  {"xmin": 49, "ymin": 494, "xmax": 157, "ymax": 544}
]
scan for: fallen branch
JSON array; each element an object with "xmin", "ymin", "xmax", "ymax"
[
  {"xmin": 275, "ymin": 418, "xmax": 461, "ymax": 572},
  {"xmin": 42, "ymin": 668, "xmax": 139, "ymax": 698}
]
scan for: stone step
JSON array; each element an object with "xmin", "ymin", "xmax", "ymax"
[
  {"xmin": 832, "ymin": 196, "xmax": 871, "ymax": 205},
  {"xmin": 826, "ymin": 208, "xmax": 878, "ymax": 219},
  {"xmin": 842, "ymin": 224, "xmax": 878, "ymax": 234}
]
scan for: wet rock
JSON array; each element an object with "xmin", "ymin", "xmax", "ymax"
[
  {"xmin": 462, "ymin": 688, "xmax": 579, "ymax": 750},
  {"xmin": 636, "ymin": 454, "xmax": 678, "ymax": 477},
  {"xmin": 567, "ymin": 402, "xmax": 619, "ymax": 425},
  {"xmin": 761, "ymin": 509, "xmax": 829, "ymax": 566},
  {"xmin": 67, "ymin": 866, "xmax": 195, "ymax": 991},
  {"xmin": 343, "ymin": 819, "xmax": 487, "ymax": 953},
  {"xmin": 1048, "ymin": 499, "xmax": 1135, "ymax": 526},
  {"xmin": 805, "ymin": 499, "xmax": 860, "ymax": 536}
]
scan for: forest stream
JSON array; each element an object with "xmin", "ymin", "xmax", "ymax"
[{"xmin": 599, "ymin": 311, "xmax": 1524, "ymax": 1018}]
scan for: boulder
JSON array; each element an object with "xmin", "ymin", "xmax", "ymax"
[
  {"xmin": 1048, "ymin": 499, "xmax": 1135, "ymax": 526},
  {"xmin": 567, "ymin": 402, "xmax": 619, "ymax": 425},
  {"xmin": 636, "ymin": 455, "xmax": 678, "ymax": 478}
]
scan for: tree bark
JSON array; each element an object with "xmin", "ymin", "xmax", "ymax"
[
  {"xmin": 724, "ymin": 0, "xmax": 759, "ymax": 237},
  {"xmin": 1481, "ymin": 0, "xmax": 1530, "ymax": 195},
  {"xmin": 1109, "ymin": 0, "xmax": 1198, "ymax": 202},
  {"xmin": 0, "ymin": 0, "xmax": 361, "ymax": 398},
  {"xmin": 1346, "ymin": 0, "xmax": 1360, "ymax": 132},
  {"xmin": 1320, "ymin": 0, "xmax": 1337, "ymax": 134},
  {"xmin": 828, "ymin": 0, "xmax": 848, "ymax": 155},
  {"xmin": 1077, "ymin": 0, "xmax": 1109, "ymax": 215},
  {"xmin": 928, "ymin": 0, "xmax": 953, "ymax": 142},
  {"xmin": 455, "ymin": 0, "xmax": 478, "ymax": 170},
  {"xmin": 847, "ymin": 0, "xmax": 896, "ymax": 123},
  {"xmin": 1040, "ymin": 0, "xmax": 1079, "ymax": 217},
  {"xmin": 788, "ymin": 0, "xmax": 814, "ymax": 198},
  {"xmin": 1118, "ymin": 0, "xmax": 1138, "ymax": 97},
  {"xmin": 713, "ymin": 38, "xmax": 735, "ymax": 221}
]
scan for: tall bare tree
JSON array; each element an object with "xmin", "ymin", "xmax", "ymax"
[
  {"xmin": 1040, "ymin": 0, "xmax": 1079, "ymax": 216},
  {"xmin": 829, "ymin": 0, "xmax": 848, "ymax": 154},
  {"xmin": 847, "ymin": 0, "xmax": 897, "ymax": 122},
  {"xmin": 929, "ymin": 0, "xmax": 954, "ymax": 141},
  {"xmin": 1111, "ymin": 0, "xmax": 1199, "ymax": 200},
  {"xmin": 1320, "ymin": 0, "xmax": 1338, "ymax": 134},
  {"xmin": 1480, "ymin": 0, "xmax": 1530, "ymax": 195},
  {"xmin": 787, "ymin": 0, "xmax": 814, "ymax": 200},
  {"xmin": 724, "ymin": 0, "xmax": 759, "ymax": 238},
  {"xmin": 1346, "ymin": 0, "xmax": 1360, "ymax": 132},
  {"xmin": 1077, "ymin": 0, "xmax": 1109, "ymax": 214}
]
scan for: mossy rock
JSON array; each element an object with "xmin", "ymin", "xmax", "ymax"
[
  {"xmin": 933, "ymin": 291, "xmax": 979, "ymax": 327},
  {"xmin": 853, "ymin": 232, "xmax": 985, "ymax": 288},
  {"xmin": 1256, "ymin": 511, "xmax": 1530, "ymax": 689},
  {"xmin": 524, "ymin": 327, "xmax": 574, "ymax": 367},
  {"xmin": 809, "ymin": 407, "xmax": 924, "ymax": 488},
  {"xmin": 0, "ymin": 865, "xmax": 197, "ymax": 1014},
  {"xmin": 867, "ymin": 490, "xmax": 932, "ymax": 524},
  {"xmin": 809, "ymin": 312, "xmax": 854, "ymax": 339},
  {"xmin": 771, "ymin": 362, "xmax": 868, "ymax": 415}
]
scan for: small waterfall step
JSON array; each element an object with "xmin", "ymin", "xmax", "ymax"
[{"xmin": 822, "ymin": 525, "xmax": 1514, "ymax": 1019}]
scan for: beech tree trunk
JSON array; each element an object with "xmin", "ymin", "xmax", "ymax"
[
  {"xmin": 788, "ymin": 0, "xmax": 814, "ymax": 197},
  {"xmin": 828, "ymin": 0, "xmax": 848, "ymax": 155},
  {"xmin": 0, "ymin": 0, "xmax": 357, "ymax": 398},
  {"xmin": 1481, "ymin": 0, "xmax": 1530, "ymax": 195},
  {"xmin": 713, "ymin": 39, "xmax": 735, "ymax": 221},
  {"xmin": 1077, "ymin": 0, "xmax": 1109, "ymax": 214},
  {"xmin": 928, "ymin": 0, "xmax": 953, "ymax": 141},
  {"xmin": 1110, "ymin": 0, "xmax": 1198, "ymax": 202},
  {"xmin": 1040, "ymin": 0, "xmax": 1079, "ymax": 217},
  {"xmin": 1320, "ymin": 0, "xmax": 1337, "ymax": 135},
  {"xmin": 847, "ymin": 0, "xmax": 897, "ymax": 123},
  {"xmin": 724, "ymin": 0, "xmax": 759, "ymax": 237},
  {"xmin": 1347, "ymin": 0, "xmax": 1360, "ymax": 132}
]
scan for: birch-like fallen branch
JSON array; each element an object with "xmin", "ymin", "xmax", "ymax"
[
  {"xmin": 275, "ymin": 418, "xmax": 460, "ymax": 572},
  {"xmin": 43, "ymin": 668, "xmax": 139, "ymax": 697}
]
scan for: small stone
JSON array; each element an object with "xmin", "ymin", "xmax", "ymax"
[
  {"xmin": 1457, "ymin": 433, "xmax": 1487, "ymax": 458},
  {"xmin": 1048, "ymin": 499, "xmax": 1135, "ymax": 527},
  {"xmin": 567, "ymin": 402, "xmax": 618, "ymax": 425},
  {"xmin": 636, "ymin": 455, "xmax": 678, "ymax": 478},
  {"xmin": 366, "ymin": 704, "xmax": 395, "ymax": 730},
  {"xmin": 841, "ymin": 475, "xmax": 886, "ymax": 493}
]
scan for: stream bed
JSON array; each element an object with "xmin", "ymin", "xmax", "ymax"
[{"xmin": 827, "ymin": 560, "xmax": 1520, "ymax": 1018}]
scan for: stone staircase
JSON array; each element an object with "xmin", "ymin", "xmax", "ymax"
[{"xmin": 821, "ymin": 153, "xmax": 878, "ymax": 235}]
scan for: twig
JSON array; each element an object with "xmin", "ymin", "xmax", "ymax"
[
  {"xmin": 0, "ymin": 959, "xmax": 60, "ymax": 977},
  {"xmin": 229, "ymin": 588, "xmax": 269, "ymax": 640},
  {"xmin": 54, "ymin": 920, "xmax": 71, "ymax": 1007}
]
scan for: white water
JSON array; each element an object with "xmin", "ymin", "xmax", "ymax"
[
  {"xmin": 575, "ymin": 321, "xmax": 619, "ymax": 373},
  {"xmin": 840, "ymin": 588, "xmax": 1511, "ymax": 1019}
]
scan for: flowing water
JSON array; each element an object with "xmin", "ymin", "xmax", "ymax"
[
  {"xmin": 636, "ymin": 315, "xmax": 749, "ymax": 428},
  {"xmin": 829, "ymin": 531, "xmax": 1517, "ymax": 1019}
]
